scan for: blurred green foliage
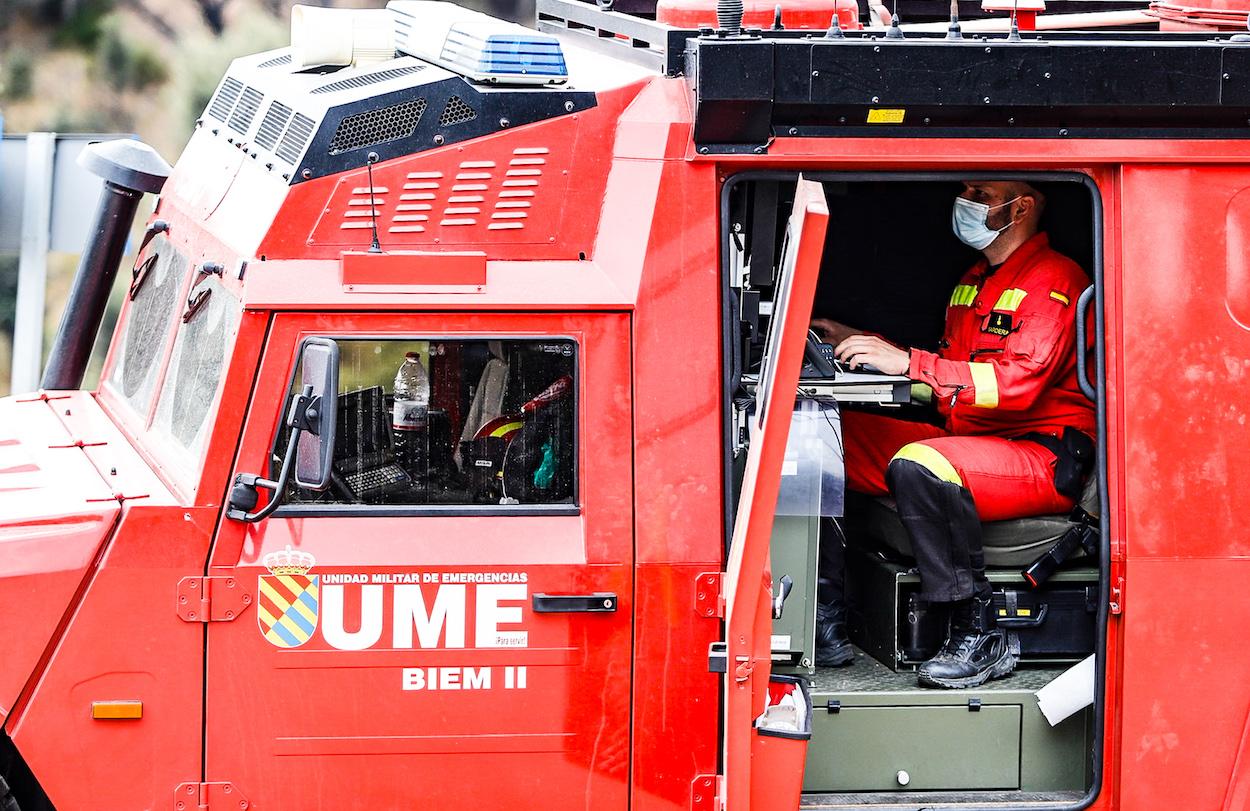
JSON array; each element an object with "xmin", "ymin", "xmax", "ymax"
[
  {"xmin": 1, "ymin": 50, "xmax": 35, "ymax": 101},
  {"xmin": 96, "ymin": 18, "xmax": 170, "ymax": 91},
  {"xmin": 52, "ymin": 0, "xmax": 117, "ymax": 50}
]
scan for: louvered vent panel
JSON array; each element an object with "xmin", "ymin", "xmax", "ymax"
[
  {"xmin": 206, "ymin": 77, "xmax": 243, "ymax": 122},
  {"xmin": 228, "ymin": 85, "xmax": 263, "ymax": 134},
  {"xmin": 439, "ymin": 96, "xmax": 477, "ymax": 127},
  {"xmin": 276, "ymin": 113, "xmax": 316, "ymax": 165},
  {"xmin": 258, "ymin": 53, "xmax": 292, "ymax": 69},
  {"xmin": 312, "ymin": 65, "xmax": 424, "ymax": 95},
  {"xmin": 255, "ymin": 102, "xmax": 293, "ymax": 151},
  {"xmin": 328, "ymin": 99, "xmax": 427, "ymax": 155}
]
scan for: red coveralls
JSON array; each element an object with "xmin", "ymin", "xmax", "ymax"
[{"xmin": 841, "ymin": 232, "xmax": 1095, "ymax": 600}]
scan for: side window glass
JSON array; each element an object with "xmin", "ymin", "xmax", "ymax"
[
  {"xmin": 151, "ymin": 276, "xmax": 242, "ymax": 459},
  {"xmin": 277, "ymin": 339, "xmax": 576, "ymax": 507},
  {"xmin": 107, "ymin": 235, "xmax": 190, "ymax": 414}
]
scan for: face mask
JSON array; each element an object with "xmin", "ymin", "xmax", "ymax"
[{"xmin": 951, "ymin": 196, "xmax": 1021, "ymax": 250}]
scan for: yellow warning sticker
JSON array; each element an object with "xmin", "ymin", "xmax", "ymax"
[{"xmin": 867, "ymin": 108, "xmax": 906, "ymax": 124}]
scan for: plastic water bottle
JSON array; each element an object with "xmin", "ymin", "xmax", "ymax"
[{"xmin": 392, "ymin": 351, "xmax": 430, "ymax": 481}]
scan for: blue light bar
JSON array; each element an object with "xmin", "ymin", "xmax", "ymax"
[
  {"xmin": 442, "ymin": 28, "xmax": 569, "ymax": 79},
  {"xmin": 389, "ymin": 2, "xmax": 571, "ymax": 86}
]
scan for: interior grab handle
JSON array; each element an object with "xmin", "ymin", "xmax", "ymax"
[
  {"xmin": 1075, "ymin": 285, "xmax": 1097, "ymax": 403},
  {"xmin": 532, "ymin": 593, "xmax": 618, "ymax": 613},
  {"xmin": 772, "ymin": 574, "xmax": 794, "ymax": 619}
]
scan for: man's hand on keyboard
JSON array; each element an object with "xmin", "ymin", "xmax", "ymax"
[
  {"xmin": 834, "ymin": 334, "xmax": 911, "ymax": 376},
  {"xmin": 810, "ymin": 318, "xmax": 859, "ymax": 346}
]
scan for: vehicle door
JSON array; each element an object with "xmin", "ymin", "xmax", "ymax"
[
  {"xmin": 204, "ymin": 310, "xmax": 633, "ymax": 810},
  {"xmin": 723, "ymin": 177, "xmax": 828, "ymax": 809}
]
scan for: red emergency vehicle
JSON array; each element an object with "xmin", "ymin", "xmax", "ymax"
[{"xmin": 2, "ymin": 0, "xmax": 1250, "ymax": 808}]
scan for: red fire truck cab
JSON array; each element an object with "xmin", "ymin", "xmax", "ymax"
[{"xmin": 2, "ymin": 0, "xmax": 1250, "ymax": 809}]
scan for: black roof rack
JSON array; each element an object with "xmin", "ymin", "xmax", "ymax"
[
  {"xmin": 538, "ymin": 0, "xmax": 1250, "ymax": 147},
  {"xmin": 689, "ymin": 34, "xmax": 1250, "ymax": 148}
]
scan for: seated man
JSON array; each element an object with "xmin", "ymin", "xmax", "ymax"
[{"xmin": 812, "ymin": 180, "xmax": 1095, "ymax": 688}]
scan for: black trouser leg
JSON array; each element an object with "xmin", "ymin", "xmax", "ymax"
[
  {"xmin": 885, "ymin": 459, "xmax": 991, "ymax": 604},
  {"xmin": 817, "ymin": 518, "xmax": 846, "ymax": 605}
]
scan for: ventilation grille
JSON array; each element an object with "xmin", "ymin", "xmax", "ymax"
[
  {"xmin": 255, "ymin": 101, "xmax": 293, "ymax": 151},
  {"xmin": 339, "ymin": 147, "xmax": 550, "ymax": 235},
  {"xmin": 328, "ymin": 99, "xmax": 427, "ymax": 155},
  {"xmin": 227, "ymin": 85, "xmax": 263, "ymax": 134},
  {"xmin": 439, "ymin": 96, "xmax": 477, "ymax": 127},
  {"xmin": 258, "ymin": 52, "xmax": 292, "ymax": 69},
  {"xmin": 340, "ymin": 184, "xmax": 389, "ymax": 232},
  {"xmin": 276, "ymin": 112, "xmax": 316, "ymax": 165},
  {"xmin": 312, "ymin": 65, "xmax": 424, "ymax": 95},
  {"xmin": 206, "ymin": 77, "xmax": 243, "ymax": 122},
  {"xmin": 486, "ymin": 147, "xmax": 546, "ymax": 231}
]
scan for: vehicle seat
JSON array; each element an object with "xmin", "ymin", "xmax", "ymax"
[{"xmin": 855, "ymin": 475, "xmax": 1099, "ymax": 568}]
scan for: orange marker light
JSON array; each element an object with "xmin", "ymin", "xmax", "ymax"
[{"xmin": 91, "ymin": 701, "xmax": 143, "ymax": 720}]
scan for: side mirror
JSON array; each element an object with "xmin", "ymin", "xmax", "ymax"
[
  {"xmin": 294, "ymin": 337, "xmax": 339, "ymax": 490},
  {"xmin": 226, "ymin": 337, "xmax": 340, "ymax": 522}
]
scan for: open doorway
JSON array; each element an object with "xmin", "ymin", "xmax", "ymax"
[{"xmin": 723, "ymin": 173, "xmax": 1105, "ymax": 807}]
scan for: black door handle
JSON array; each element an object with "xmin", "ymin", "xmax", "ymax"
[{"xmin": 531, "ymin": 593, "xmax": 618, "ymax": 613}]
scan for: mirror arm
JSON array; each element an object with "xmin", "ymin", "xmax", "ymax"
[
  {"xmin": 226, "ymin": 430, "xmax": 300, "ymax": 522},
  {"xmin": 226, "ymin": 386, "xmax": 315, "ymax": 523}
]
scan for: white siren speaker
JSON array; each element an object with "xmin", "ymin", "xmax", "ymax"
[{"xmin": 291, "ymin": 6, "xmax": 396, "ymax": 69}]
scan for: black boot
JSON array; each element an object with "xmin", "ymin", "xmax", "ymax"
[
  {"xmin": 917, "ymin": 594, "xmax": 1015, "ymax": 689},
  {"xmin": 815, "ymin": 601, "xmax": 854, "ymax": 667}
]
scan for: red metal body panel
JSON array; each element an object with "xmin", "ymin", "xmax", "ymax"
[
  {"xmin": 594, "ymin": 75, "xmax": 727, "ymax": 810},
  {"xmin": 1113, "ymin": 165, "xmax": 1250, "ymax": 809},
  {"xmin": 256, "ymin": 82, "xmax": 648, "ymax": 262},
  {"xmin": 0, "ymin": 393, "xmax": 213, "ymax": 810},
  {"xmin": 238, "ymin": 258, "xmax": 634, "ymax": 311},
  {"xmin": 10, "ymin": 503, "xmax": 214, "ymax": 810},
  {"xmin": 0, "ymin": 395, "xmax": 121, "ymax": 722},
  {"xmin": 204, "ymin": 311, "xmax": 634, "ymax": 810}
]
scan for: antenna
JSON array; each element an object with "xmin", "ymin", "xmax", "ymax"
[
  {"xmin": 946, "ymin": 0, "xmax": 963, "ymax": 39},
  {"xmin": 886, "ymin": 0, "xmax": 903, "ymax": 38},
  {"xmin": 773, "ymin": 4, "xmax": 783, "ymax": 29},
  {"xmin": 825, "ymin": 12, "xmax": 845, "ymax": 38},
  {"xmin": 1007, "ymin": 0, "xmax": 1022, "ymax": 41},
  {"xmin": 365, "ymin": 151, "xmax": 382, "ymax": 254}
]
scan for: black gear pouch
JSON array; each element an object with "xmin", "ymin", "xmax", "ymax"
[{"xmin": 1020, "ymin": 427, "xmax": 1094, "ymax": 499}]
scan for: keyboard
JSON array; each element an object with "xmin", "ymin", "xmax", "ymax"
[{"xmin": 341, "ymin": 461, "xmax": 411, "ymax": 498}]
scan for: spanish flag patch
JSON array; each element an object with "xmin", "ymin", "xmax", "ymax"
[{"xmin": 1050, "ymin": 291, "xmax": 1070, "ymax": 306}]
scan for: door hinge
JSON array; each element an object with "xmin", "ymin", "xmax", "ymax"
[
  {"xmin": 177, "ymin": 575, "xmax": 253, "ymax": 622},
  {"xmin": 174, "ymin": 782, "xmax": 249, "ymax": 811},
  {"xmin": 1109, "ymin": 576, "xmax": 1124, "ymax": 615},
  {"xmin": 695, "ymin": 572, "xmax": 723, "ymax": 618},
  {"xmin": 691, "ymin": 774, "xmax": 720, "ymax": 811}
]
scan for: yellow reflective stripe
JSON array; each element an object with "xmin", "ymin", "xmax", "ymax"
[
  {"xmin": 949, "ymin": 284, "xmax": 978, "ymax": 307},
  {"xmin": 488, "ymin": 420, "xmax": 524, "ymax": 438},
  {"xmin": 910, "ymin": 383, "xmax": 934, "ymax": 404},
  {"xmin": 1050, "ymin": 290, "xmax": 1070, "ymax": 306},
  {"xmin": 969, "ymin": 362, "xmax": 1000, "ymax": 407},
  {"xmin": 993, "ymin": 288, "xmax": 1028, "ymax": 312},
  {"xmin": 891, "ymin": 443, "xmax": 963, "ymax": 487}
]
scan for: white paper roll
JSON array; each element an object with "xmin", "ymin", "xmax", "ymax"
[{"xmin": 1035, "ymin": 653, "xmax": 1095, "ymax": 726}]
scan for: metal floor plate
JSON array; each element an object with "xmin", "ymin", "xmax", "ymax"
[{"xmin": 807, "ymin": 647, "xmax": 1066, "ymax": 695}]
